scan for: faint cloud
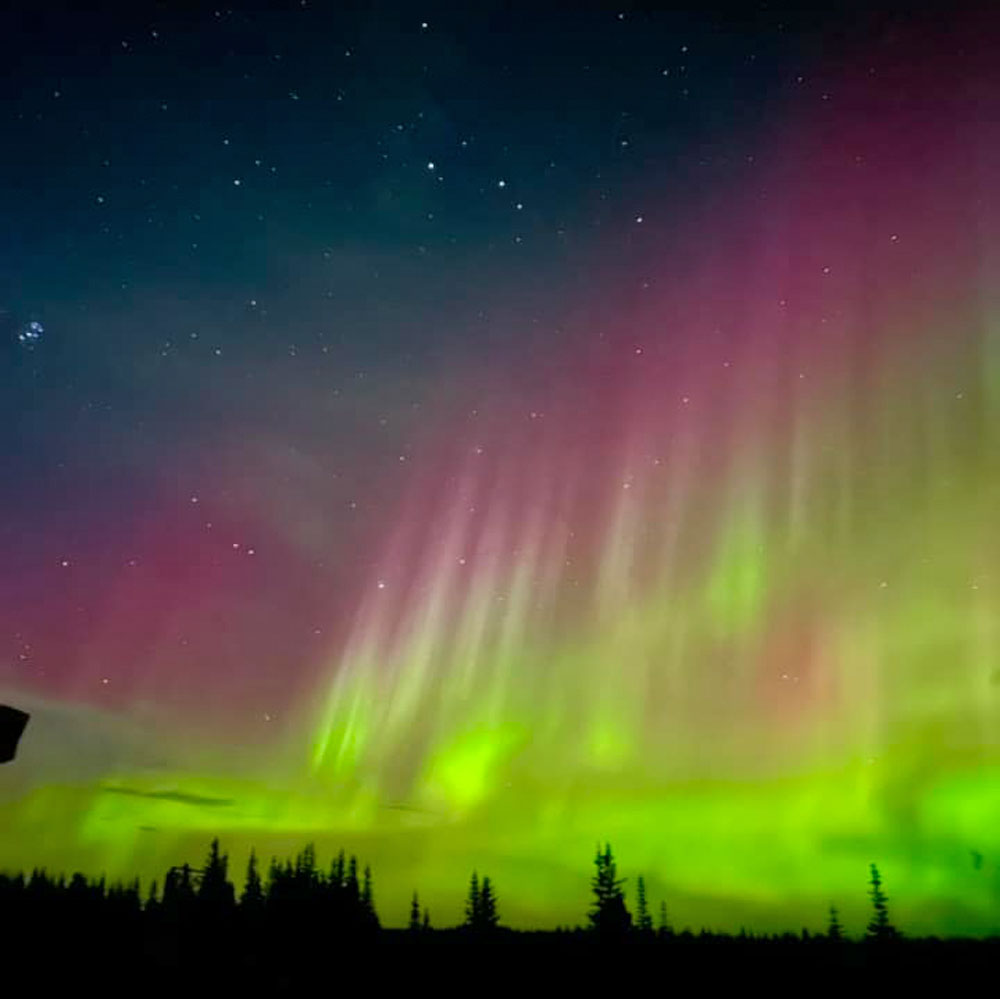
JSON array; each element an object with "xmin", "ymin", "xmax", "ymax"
[{"xmin": 101, "ymin": 785, "xmax": 234, "ymax": 808}]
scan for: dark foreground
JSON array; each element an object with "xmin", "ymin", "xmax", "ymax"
[
  {"xmin": 1, "ymin": 845, "xmax": 990, "ymax": 991},
  {"xmin": 5, "ymin": 930, "xmax": 996, "ymax": 993}
]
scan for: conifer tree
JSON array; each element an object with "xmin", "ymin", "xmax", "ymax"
[
  {"xmin": 409, "ymin": 891, "xmax": 421, "ymax": 932},
  {"xmin": 346, "ymin": 855, "xmax": 360, "ymax": 902},
  {"xmin": 589, "ymin": 844, "xmax": 632, "ymax": 937},
  {"xmin": 828, "ymin": 904, "xmax": 843, "ymax": 942},
  {"xmin": 331, "ymin": 849, "xmax": 346, "ymax": 889},
  {"xmin": 465, "ymin": 871, "xmax": 481, "ymax": 929},
  {"xmin": 162, "ymin": 863, "xmax": 196, "ymax": 916},
  {"xmin": 422, "ymin": 907, "xmax": 431, "ymax": 932},
  {"xmin": 361, "ymin": 864, "xmax": 379, "ymax": 928},
  {"xmin": 179, "ymin": 864, "xmax": 194, "ymax": 898},
  {"xmin": 361, "ymin": 864, "xmax": 371, "ymax": 908},
  {"xmin": 658, "ymin": 899, "xmax": 671, "ymax": 936},
  {"xmin": 295, "ymin": 843, "xmax": 317, "ymax": 884},
  {"xmin": 199, "ymin": 838, "xmax": 235, "ymax": 910},
  {"xmin": 866, "ymin": 863, "xmax": 898, "ymax": 941},
  {"xmin": 241, "ymin": 850, "xmax": 264, "ymax": 910},
  {"xmin": 479, "ymin": 876, "xmax": 499, "ymax": 931},
  {"xmin": 636, "ymin": 875, "xmax": 653, "ymax": 934}
]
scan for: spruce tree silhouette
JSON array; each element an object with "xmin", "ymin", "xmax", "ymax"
[
  {"xmin": 163, "ymin": 862, "xmax": 196, "ymax": 915},
  {"xmin": 866, "ymin": 863, "xmax": 898, "ymax": 941},
  {"xmin": 658, "ymin": 899, "xmax": 672, "ymax": 937},
  {"xmin": 361, "ymin": 864, "xmax": 379, "ymax": 929},
  {"xmin": 161, "ymin": 861, "xmax": 197, "ymax": 962},
  {"xmin": 331, "ymin": 849, "xmax": 346, "ymax": 889},
  {"xmin": 295, "ymin": 842, "xmax": 317, "ymax": 882},
  {"xmin": 409, "ymin": 891, "xmax": 421, "ymax": 932},
  {"xmin": 479, "ymin": 876, "xmax": 499, "ymax": 931},
  {"xmin": 199, "ymin": 838, "xmax": 235, "ymax": 913},
  {"xmin": 635, "ymin": 875, "xmax": 653, "ymax": 934},
  {"xmin": 422, "ymin": 906, "xmax": 431, "ymax": 932},
  {"xmin": 588, "ymin": 844, "xmax": 632, "ymax": 938},
  {"xmin": 241, "ymin": 850, "xmax": 264, "ymax": 912},
  {"xmin": 346, "ymin": 855, "xmax": 360, "ymax": 903},
  {"xmin": 465, "ymin": 871, "xmax": 481, "ymax": 931},
  {"xmin": 828, "ymin": 904, "xmax": 843, "ymax": 941},
  {"xmin": 145, "ymin": 879, "xmax": 159, "ymax": 913}
]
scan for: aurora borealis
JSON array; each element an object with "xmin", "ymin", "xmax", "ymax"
[{"xmin": 3, "ymin": 1, "xmax": 1000, "ymax": 936}]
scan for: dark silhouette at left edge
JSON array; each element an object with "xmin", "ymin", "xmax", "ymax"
[{"xmin": 0, "ymin": 705, "xmax": 28, "ymax": 763}]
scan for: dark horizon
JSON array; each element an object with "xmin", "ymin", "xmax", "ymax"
[{"xmin": 0, "ymin": 836, "xmax": 967, "ymax": 938}]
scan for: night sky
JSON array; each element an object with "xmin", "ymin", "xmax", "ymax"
[{"xmin": 3, "ymin": 0, "xmax": 1000, "ymax": 935}]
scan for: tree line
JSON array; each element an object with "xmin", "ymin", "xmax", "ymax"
[{"xmin": 0, "ymin": 838, "xmax": 903, "ymax": 944}]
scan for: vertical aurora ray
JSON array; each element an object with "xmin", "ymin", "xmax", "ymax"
[{"xmin": 5, "ymin": 23, "xmax": 1000, "ymax": 934}]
